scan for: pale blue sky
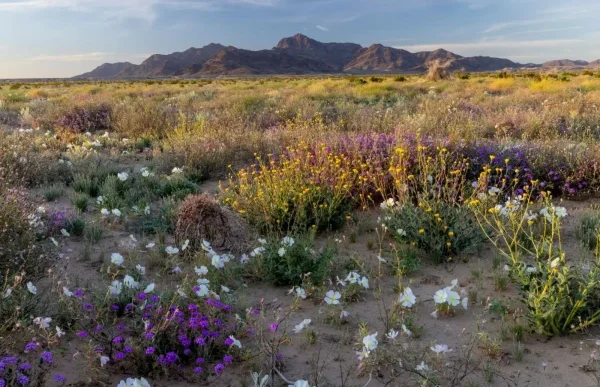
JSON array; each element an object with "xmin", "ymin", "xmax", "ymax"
[{"xmin": 0, "ymin": 0, "xmax": 599, "ymax": 78}]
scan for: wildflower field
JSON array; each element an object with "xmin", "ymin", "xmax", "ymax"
[{"xmin": 4, "ymin": 72, "xmax": 600, "ymax": 386}]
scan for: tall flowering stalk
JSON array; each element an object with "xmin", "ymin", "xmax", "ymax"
[{"xmin": 470, "ymin": 176, "xmax": 600, "ymax": 335}]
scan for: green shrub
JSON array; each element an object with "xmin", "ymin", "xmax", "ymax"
[
  {"xmin": 383, "ymin": 203, "xmax": 483, "ymax": 262},
  {"xmin": 43, "ymin": 184, "xmax": 64, "ymax": 202},
  {"xmin": 576, "ymin": 212, "xmax": 600, "ymax": 251},
  {"xmin": 84, "ymin": 223, "xmax": 103, "ymax": 244},
  {"xmin": 254, "ymin": 233, "xmax": 334, "ymax": 286},
  {"xmin": 0, "ymin": 182, "xmax": 50, "ymax": 283},
  {"xmin": 66, "ymin": 217, "xmax": 86, "ymax": 237},
  {"xmin": 71, "ymin": 193, "xmax": 89, "ymax": 213}
]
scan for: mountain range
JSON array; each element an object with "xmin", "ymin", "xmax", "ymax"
[{"xmin": 73, "ymin": 34, "xmax": 600, "ymax": 79}]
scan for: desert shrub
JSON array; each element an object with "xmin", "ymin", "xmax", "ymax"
[
  {"xmin": 65, "ymin": 217, "xmax": 86, "ymax": 237},
  {"xmin": 42, "ymin": 183, "xmax": 64, "ymax": 202},
  {"xmin": 393, "ymin": 76, "xmax": 407, "ymax": 82},
  {"xmin": 383, "ymin": 202, "xmax": 483, "ymax": 262},
  {"xmin": 71, "ymin": 193, "xmax": 89, "ymax": 213},
  {"xmin": 175, "ymin": 193, "xmax": 253, "ymax": 253},
  {"xmin": 252, "ymin": 233, "xmax": 335, "ymax": 286},
  {"xmin": 57, "ymin": 103, "xmax": 111, "ymax": 133},
  {"xmin": 221, "ymin": 143, "xmax": 359, "ymax": 233},
  {"xmin": 382, "ymin": 144, "xmax": 483, "ymax": 261},
  {"xmin": 0, "ymin": 181, "xmax": 51, "ymax": 283},
  {"xmin": 471, "ymin": 184, "xmax": 600, "ymax": 336},
  {"xmin": 111, "ymin": 98, "xmax": 176, "ymax": 138},
  {"xmin": 84, "ymin": 222, "xmax": 103, "ymax": 244},
  {"xmin": 72, "ymin": 173, "xmax": 102, "ymax": 197},
  {"xmin": 577, "ymin": 212, "xmax": 600, "ymax": 251},
  {"xmin": 426, "ymin": 61, "xmax": 448, "ymax": 81},
  {"xmin": 0, "ymin": 132, "xmax": 73, "ymax": 187}
]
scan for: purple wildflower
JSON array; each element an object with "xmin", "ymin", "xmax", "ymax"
[
  {"xmin": 214, "ymin": 363, "xmax": 225, "ymax": 374},
  {"xmin": 114, "ymin": 352, "xmax": 126, "ymax": 361},
  {"xmin": 41, "ymin": 351, "xmax": 53, "ymax": 363},
  {"xmin": 54, "ymin": 374, "xmax": 66, "ymax": 383},
  {"xmin": 24, "ymin": 342, "xmax": 37, "ymax": 353},
  {"xmin": 145, "ymin": 347, "xmax": 155, "ymax": 355}
]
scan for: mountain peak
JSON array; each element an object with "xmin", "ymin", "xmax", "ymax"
[{"xmin": 74, "ymin": 34, "xmax": 534, "ymax": 79}]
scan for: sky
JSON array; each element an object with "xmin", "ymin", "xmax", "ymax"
[{"xmin": 1, "ymin": 0, "xmax": 599, "ymax": 78}]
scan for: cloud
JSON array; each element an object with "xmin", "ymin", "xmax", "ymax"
[
  {"xmin": 316, "ymin": 25, "xmax": 328, "ymax": 31},
  {"xmin": 0, "ymin": 0, "xmax": 281, "ymax": 22}
]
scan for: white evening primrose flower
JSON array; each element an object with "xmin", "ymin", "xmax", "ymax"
[
  {"xmin": 117, "ymin": 172, "xmax": 128, "ymax": 181},
  {"xmin": 526, "ymin": 266, "xmax": 537, "ymax": 274},
  {"xmin": 144, "ymin": 283, "xmax": 155, "ymax": 293},
  {"xmin": 56, "ymin": 326, "xmax": 65, "ymax": 337},
  {"xmin": 195, "ymin": 284, "xmax": 209, "ymax": 297},
  {"xmin": 144, "ymin": 206, "xmax": 151, "ymax": 215},
  {"xmin": 433, "ymin": 289, "xmax": 448, "ymax": 304},
  {"xmin": 136, "ymin": 264, "xmax": 146, "ymax": 275},
  {"xmin": 356, "ymin": 347, "xmax": 370, "ymax": 361},
  {"xmin": 346, "ymin": 271, "xmax": 360, "ymax": 284},
  {"xmin": 289, "ymin": 381, "xmax": 309, "ymax": 387},
  {"xmin": 50, "ymin": 237, "xmax": 59, "ymax": 247},
  {"xmin": 359, "ymin": 276, "xmax": 369, "ymax": 289},
  {"xmin": 240, "ymin": 254, "xmax": 250, "ymax": 264},
  {"xmin": 295, "ymin": 287, "xmax": 307, "ymax": 299},
  {"xmin": 100, "ymin": 355, "xmax": 110, "ymax": 367},
  {"xmin": 340, "ymin": 310, "xmax": 350, "ymax": 319},
  {"xmin": 33, "ymin": 316, "xmax": 52, "ymax": 329},
  {"xmin": 221, "ymin": 285, "xmax": 230, "ymax": 293},
  {"xmin": 282, "ymin": 236, "xmax": 295, "ymax": 246},
  {"xmin": 27, "ymin": 282, "xmax": 37, "ymax": 295},
  {"xmin": 172, "ymin": 167, "xmax": 183, "ymax": 174},
  {"xmin": 551, "ymin": 258, "xmax": 560, "ymax": 268},
  {"xmin": 229, "ymin": 335, "xmax": 242, "ymax": 348},
  {"xmin": 181, "ymin": 239, "xmax": 189, "ymax": 251},
  {"xmin": 555, "ymin": 207, "xmax": 567, "ymax": 218},
  {"xmin": 60, "ymin": 228, "xmax": 70, "ymax": 237},
  {"xmin": 447, "ymin": 291, "xmax": 460, "ymax": 307},
  {"xmin": 165, "ymin": 246, "xmax": 179, "ymax": 255},
  {"xmin": 197, "ymin": 278, "xmax": 210, "ymax": 285},
  {"xmin": 401, "ymin": 324, "xmax": 412, "ymax": 336},
  {"xmin": 416, "ymin": 361, "xmax": 429, "ymax": 371},
  {"xmin": 386, "ymin": 329, "xmax": 399, "ymax": 340},
  {"xmin": 112, "ymin": 209, "xmax": 122, "ymax": 217},
  {"xmin": 123, "ymin": 275, "xmax": 138, "ymax": 289},
  {"xmin": 145, "ymin": 242, "xmax": 155, "ymax": 249},
  {"xmin": 399, "ymin": 287, "xmax": 416, "ymax": 308},
  {"xmin": 101, "ymin": 208, "xmax": 110, "ymax": 216},
  {"xmin": 396, "ymin": 229, "xmax": 407, "ymax": 237},
  {"xmin": 111, "ymin": 253, "xmax": 124, "ymax": 266},
  {"xmin": 109, "ymin": 280, "xmax": 123, "ymax": 295},
  {"xmin": 324, "ymin": 290, "xmax": 341, "ymax": 305},
  {"xmin": 431, "ymin": 344, "xmax": 452, "ymax": 354},
  {"xmin": 62, "ymin": 287, "xmax": 73, "ymax": 297},
  {"xmin": 195, "ymin": 266, "xmax": 209, "ymax": 276},
  {"xmin": 462, "ymin": 297, "xmax": 469, "ymax": 310},
  {"xmin": 362, "ymin": 332, "xmax": 378, "ymax": 351},
  {"xmin": 211, "ymin": 255, "xmax": 224, "ymax": 269},
  {"xmin": 278, "ymin": 247, "xmax": 286, "ymax": 257},
  {"xmin": 258, "ymin": 238, "xmax": 267, "ymax": 244}
]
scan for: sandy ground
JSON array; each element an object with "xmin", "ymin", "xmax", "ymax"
[{"xmin": 17, "ymin": 182, "xmax": 600, "ymax": 387}]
